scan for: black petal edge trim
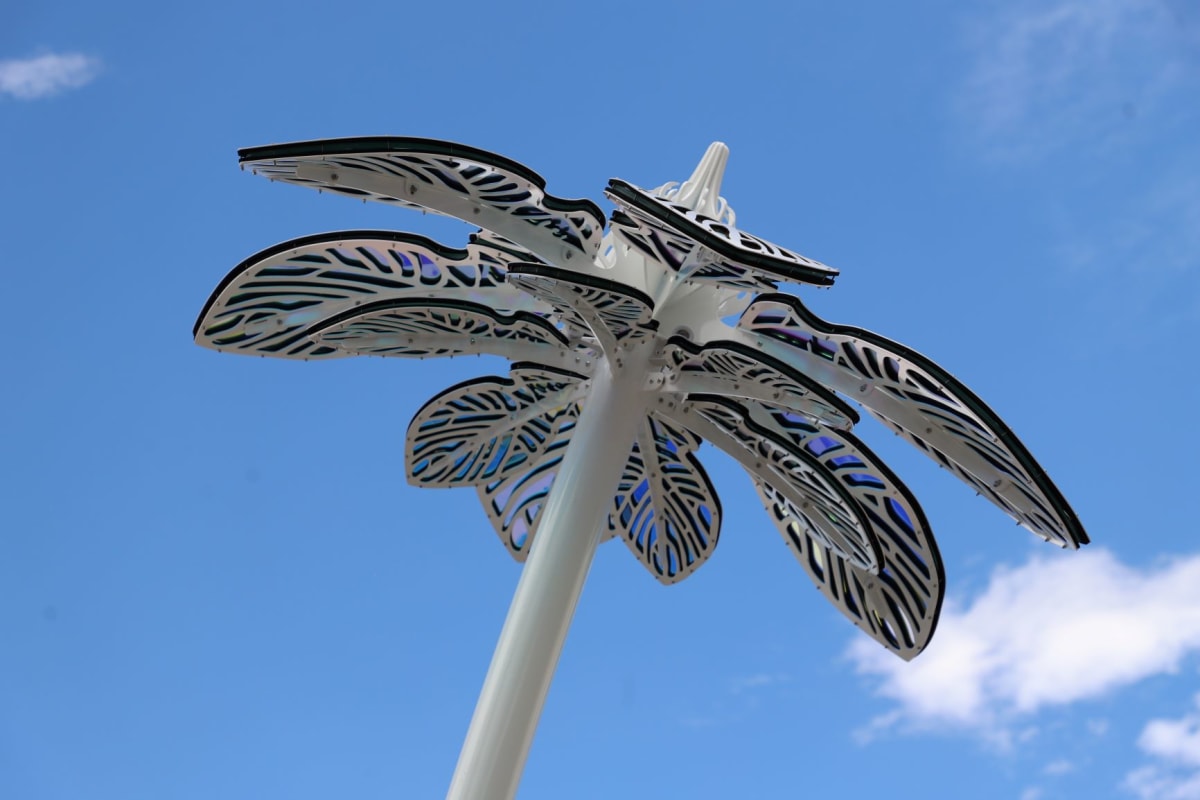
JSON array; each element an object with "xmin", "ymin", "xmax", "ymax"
[
  {"xmin": 606, "ymin": 179, "xmax": 839, "ymax": 287},
  {"xmin": 664, "ymin": 335, "xmax": 861, "ymax": 426},
  {"xmin": 304, "ymin": 296, "xmax": 571, "ymax": 347},
  {"xmin": 506, "ymin": 262, "xmax": 658, "ymax": 311},
  {"xmin": 408, "ymin": 365, "xmax": 586, "ymax": 431},
  {"xmin": 682, "ymin": 393, "xmax": 885, "ymax": 572},
  {"xmin": 238, "ymin": 137, "xmax": 606, "ymax": 229},
  {"xmin": 194, "ymin": 229, "xmax": 471, "ymax": 339},
  {"xmin": 680, "ymin": 392, "xmax": 946, "ymax": 652},
  {"xmin": 752, "ymin": 292, "xmax": 1089, "ymax": 547}
]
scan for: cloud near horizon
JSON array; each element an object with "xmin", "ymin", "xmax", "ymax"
[
  {"xmin": 0, "ymin": 53, "xmax": 100, "ymax": 100},
  {"xmin": 1124, "ymin": 694, "xmax": 1200, "ymax": 799},
  {"xmin": 848, "ymin": 548, "xmax": 1200, "ymax": 746}
]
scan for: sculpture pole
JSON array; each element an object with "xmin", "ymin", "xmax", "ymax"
[{"xmin": 447, "ymin": 354, "xmax": 650, "ymax": 800}]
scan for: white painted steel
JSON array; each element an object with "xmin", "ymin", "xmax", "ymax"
[
  {"xmin": 197, "ymin": 136, "xmax": 1088, "ymax": 800},
  {"xmin": 445, "ymin": 353, "xmax": 650, "ymax": 800}
]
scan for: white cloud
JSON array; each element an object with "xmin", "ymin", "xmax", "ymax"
[
  {"xmin": 957, "ymin": 0, "xmax": 1192, "ymax": 160},
  {"xmin": 848, "ymin": 549, "xmax": 1200, "ymax": 743},
  {"xmin": 1140, "ymin": 695, "xmax": 1200, "ymax": 767},
  {"xmin": 0, "ymin": 53, "xmax": 100, "ymax": 100},
  {"xmin": 1125, "ymin": 696, "xmax": 1200, "ymax": 799},
  {"xmin": 1044, "ymin": 759, "xmax": 1075, "ymax": 776},
  {"xmin": 1123, "ymin": 765, "xmax": 1200, "ymax": 800}
]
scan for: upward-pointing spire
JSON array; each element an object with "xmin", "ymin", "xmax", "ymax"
[{"xmin": 672, "ymin": 142, "xmax": 729, "ymax": 219}]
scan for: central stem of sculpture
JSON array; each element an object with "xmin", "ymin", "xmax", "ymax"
[{"xmin": 447, "ymin": 353, "xmax": 651, "ymax": 800}]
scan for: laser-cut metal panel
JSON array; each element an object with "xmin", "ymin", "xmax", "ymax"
[
  {"xmin": 239, "ymin": 137, "xmax": 606, "ymax": 266},
  {"xmin": 606, "ymin": 179, "xmax": 838, "ymax": 290},
  {"xmin": 306, "ymin": 298, "xmax": 574, "ymax": 363},
  {"xmin": 738, "ymin": 294, "xmax": 1087, "ymax": 549},
  {"xmin": 476, "ymin": 405, "xmax": 583, "ymax": 561},
  {"xmin": 406, "ymin": 365, "xmax": 586, "ymax": 490},
  {"xmin": 194, "ymin": 230, "xmax": 546, "ymax": 360},
  {"xmin": 747, "ymin": 402, "xmax": 943, "ymax": 658},
  {"xmin": 661, "ymin": 337, "xmax": 859, "ymax": 431},
  {"xmin": 664, "ymin": 395, "xmax": 882, "ymax": 573},
  {"xmin": 506, "ymin": 263, "xmax": 658, "ymax": 356},
  {"xmin": 607, "ymin": 413, "xmax": 721, "ymax": 585},
  {"xmin": 757, "ymin": 472, "xmax": 943, "ymax": 660},
  {"xmin": 660, "ymin": 391, "xmax": 943, "ymax": 657}
]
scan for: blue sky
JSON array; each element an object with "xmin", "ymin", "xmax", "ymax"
[{"xmin": 3, "ymin": 1, "xmax": 1200, "ymax": 798}]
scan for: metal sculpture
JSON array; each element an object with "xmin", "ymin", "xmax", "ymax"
[{"xmin": 195, "ymin": 137, "xmax": 1087, "ymax": 799}]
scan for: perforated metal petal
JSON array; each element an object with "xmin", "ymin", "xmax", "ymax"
[
  {"xmin": 406, "ymin": 365, "xmax": 586, "ymax": 489},
  {"xmin": 738, "ymin": 294, "xmax": 1087, "ymax": 548},
  {"xmin": 239, "ymin": 137, "xmax": 606, "ymax": 265},
  {"xmin": 607, "ymin": 413, "xmax": 721, "ymax": 584},
  {"xmin": 506, "ymin": 263, "xmax": 658, "ymax": 355},
  {"xmin": 193, "ymin": 230, "xmax": 544, "ymax": 360},
  {"xmin": 757, "ymin": 474, "xmax": 943, "ymax": 660},
  {"xmin": 475, "ymin": 407, "xmax": 582, "ymax": 560},
  {"xmin": 661, "ymin": 337, "xmax": 858, "ymax": 431},
  {"xmin": 664, "ymin": 395, "xmax": 882, "ymax": 573},
  {"xmin": 606, "ymin": 179, "xmax": 838, "ymax": 289},
  {"xmin": 306, "ymin": 298, "xmax": 571, "ymax": 363}
]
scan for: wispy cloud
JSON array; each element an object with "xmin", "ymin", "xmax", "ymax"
[
  {"xmin": 0, "ymin": 53, "xmax": 100, "ymax": 100},
  {"xmin": 956, "ymin": 0, "xmax": 1195, "ymax": 161},
  {"xmin": 847, "ymin": 549, "xmax": 1200, "ymax": 745},
  {"xmin": 1124, "ymin": 695, "xmax": 1200, "ymax": 799}
]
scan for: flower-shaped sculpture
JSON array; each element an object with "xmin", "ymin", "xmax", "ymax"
[{"xmin": 196, "ymin": 137, "xmax": 1087, "ymax": 799}]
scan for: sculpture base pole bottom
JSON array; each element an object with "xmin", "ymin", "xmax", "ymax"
[{"xmin": 446, "ymin": 358, "xmax": 648, "ymax": 800}]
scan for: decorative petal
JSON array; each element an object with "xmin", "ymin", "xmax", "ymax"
[
  {"xmin": 475, "ymin": 407, "xmax": 588, "ymax": 560},
  {"xmin": 660, "ymin": 336, "xmax": 858, "ymax": 431},
  {"xmin": 663, "ymin": 395, "xmax": 882, "ymax": 573},
  {"xmin": 605, "ymin": 178, "xmax": 838, "ymax": 289},
  {"xmin": 406, "ymin": 365, "xmax": 586, "ymax": 489},
  {"xmin": 306, "ymin": 298, "xmax": 574, "ymax": 363},
  {"xmin": 748, "ymin": 403, "xmax": 943, "ymax": 657},
  {"xmin": 193, "ymin": 230, "xmax": 542, "ymax": 360},
  {"xmin": 756, "ymin": 470, "xmax": 943, "ymax": 660},
  {"xmin": 239, "ymin": 137, "xmax": 606, "ymax": 265},
  {"xmin": 737, "ymin": 293, "xmax": 1087, "ymax": 548},
  {"xmin": 607, "ymin": 414, "xmax": 721, "ymax": 584},
  {"xmin": 506, "ymin": 263, "xmax": 658, "ymax": 356}
]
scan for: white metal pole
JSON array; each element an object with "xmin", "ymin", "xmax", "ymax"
[{"xmin": 446, "ymin": 355, "xmax": 648, "ymax": 800}]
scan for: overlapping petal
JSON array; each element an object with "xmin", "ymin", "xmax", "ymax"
[
  {"xmin": 607, "ymin": 414, "xmax": 721, "ymax": 584},
  {"xmin": 736, "ymin": 293, "xmax": 1087, "ymax": 548},
  {"xmin": 306, "ymin": 298, "xmax": 572, "ymax": 363},
  {"xmin": 405, "ymin": 365, "xmax": 587, "ymax": 490},
  {"xmin": 197, "ymin": 136, "xmax": 1088, "ymax": 665},
  {"xmin": 506, "ymin": 264, "xmax": 658, "ymax": 356},
  {"xmin": 193, "ymin": 230, "xmax": 544, "ymax": 360},
  {"xmin": 239, "ymin": 137, "xmax": 606, "ymax": 265},
  {"xmin": 606, "ymin": 179, "xmax": 838, "ymax": 289},
  {"xmin": 663, "ymin": 395, "xmax": 882, "ymax": 573}
]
